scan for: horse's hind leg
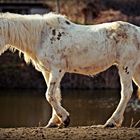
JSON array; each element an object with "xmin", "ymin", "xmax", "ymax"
[
  {"xmin": 133, "ymin": 64, "xmax": 140, "ymax": 89},
  {"xmin": 104, "ymin": 64, "xmax": 134, "ymax": 127}
]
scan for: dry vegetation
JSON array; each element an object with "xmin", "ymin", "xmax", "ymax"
[
  {"xmin": 0, "ymin": 127, "xmax": 140, "ymax": 140},
  {"xmin": 47, "ymin": 0, "xmax": 140, "ymax": 25}
]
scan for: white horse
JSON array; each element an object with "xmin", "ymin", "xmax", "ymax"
[{"xmin": 0, "ymin": 12, "xmax": 140, "ymax": 128}]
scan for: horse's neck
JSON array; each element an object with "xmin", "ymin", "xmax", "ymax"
[
  {"xmin": 0, "ymin": 23, "xmax": 32, "ymax": 65},
  {"xmin": 0, "ymin": 15, "xmax": 47, "ymax": 66},
  {"xmin": 1, "ymin": 18, "xmax": 41, "ymax": 57},
  {"xmin": 5, "ymin": 21, "xmax": 31, "ymax": 50}
]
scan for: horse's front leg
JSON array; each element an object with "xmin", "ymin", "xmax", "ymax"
[
  {"xmin": 47, "ymin": 88, "xmax": 63, "ymax": 128},
  {"xmin": 42, "ymin": 71, "xmax": 61, "ymax": 127},
  {"xmin": 43, "ymin": 68, "xmax": 70, "ymax": 128}
]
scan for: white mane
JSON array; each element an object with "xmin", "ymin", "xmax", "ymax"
[
  {"xmin": 0, "ymin": 12, "xmax": 71, "ymax": 65},
  {"xmin": 0, "ymin": 12, "xmax": 46, "ymax": 63}
]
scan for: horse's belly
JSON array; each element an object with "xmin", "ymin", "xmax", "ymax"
[
  {"xmin": 66, "ymin": 45, "xmax": 116, "ymax": 75},
  {"xmin": 69, "ymin": 56, "xmax": 114, "ymax": 75}
]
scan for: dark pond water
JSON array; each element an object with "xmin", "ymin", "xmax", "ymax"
[{"xmin": 0, "ymin": 89, "xmax": 140, "ymax": 128}]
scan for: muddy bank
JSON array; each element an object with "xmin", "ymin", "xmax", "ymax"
[{"xmin": 0, "ymin": 126, "xmax": 140, "ymax": 140}]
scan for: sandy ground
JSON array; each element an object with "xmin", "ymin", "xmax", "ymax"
[{"xmin": 0, "ymin": 126, "xmax": 140, "ymax": 140}]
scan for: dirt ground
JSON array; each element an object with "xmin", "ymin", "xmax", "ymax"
[{"xmin": 0, "ymin": 126, "xmax": 140, "ymax": 140}]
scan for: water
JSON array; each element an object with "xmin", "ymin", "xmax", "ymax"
[{"xmin": 0, "ymin": 89, "xmax": 140, "ymax": 128}]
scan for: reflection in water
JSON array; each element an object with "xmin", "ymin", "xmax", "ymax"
[
  {"xmin": 0, "ymin": 89, "xmax": 51, "ymax": 127},
  {"xmin": 0, "ymin": 89, "xmax": 140, "ymax": 128}
]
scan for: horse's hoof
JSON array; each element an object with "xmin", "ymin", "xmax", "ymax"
[
  {"xmin": 91, "ymin": 123, "xmax": 117, "ymax": 128},
  {"xmin": 63, "ymin": 116, "xmax": 70, "ymax": 127},
  {"xmin": 104, "ymin": 123, "xmax": 116, "ymax": 128},
  {"xmin": 46, "ymin": 122, "xmax": 58, "ymax": 128}
]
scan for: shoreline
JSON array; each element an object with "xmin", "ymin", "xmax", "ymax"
[{"xmin": 0, "ymin": 126, "xmax": 140, "ymax": 140}]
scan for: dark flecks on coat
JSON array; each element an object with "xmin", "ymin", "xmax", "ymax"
[
  {"xmin": 58, "ymin": 32, "xmax": 62, "ymax": 37},
  {"xmin": 57, "ymin": 32, "xmax": 62, "ymax": 40},
  {"xmin": 123, "ymin": 66, "xmax": 129, "ymax": 74},
  {"xmin": 52, "ymin": 29, "xmax": 56, "ymax": 36},
  {"xmin": 57, "ymin": 37, "xmax": 60, "ymax": 40},
  {"xmin": 106, "ymin": 24, "xmax": 128, "ymax": 45},
  {"xmin": 50, "ymin": 37, "xmax": 55, "ymax": 44},
  {"xmin": 50, "ymin": 30, "xmax": 64, "ymax": 43},
  {"xmin": 65, "ymin": 20, "xmax": 71, "ymax": 25}
]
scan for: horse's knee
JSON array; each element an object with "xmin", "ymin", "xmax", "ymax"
[
  {"xmin": 46, "ymin": 94, "xmax": 52, "ymax": 103},
  {"xmin": 46, "ymin": 91, "xmax": 61, "ymax": 108},
  {"xmin": 46, "ymin": 82, "xmax": 57, "ymax": 102},
  {"xmin": 46, "ymin": 93, "xmax": 56, "ymax": 104}
]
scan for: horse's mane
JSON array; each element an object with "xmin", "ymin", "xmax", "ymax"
[
  {"xmin": 0, "ymin": 13, "xmax": 45, "ymax": 63},
  {"xmin": 0, "ymin": 12, "xmax": 71, "ymax": 28},
  {"xmin": 0, "ymin": 12, "xmax": 71, "ymax": 66},
  {"xmin": 0, "ymin": 12, "xmax": 43, "ymax": 20}
]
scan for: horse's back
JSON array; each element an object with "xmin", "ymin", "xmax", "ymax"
[{"xmin": 61, "ymin": 21, "xmax": 140, "ymax": 74}]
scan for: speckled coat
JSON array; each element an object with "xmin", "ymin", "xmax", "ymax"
[{"xmin": 0, "ymin": 12, "xmax": 140, "ymax": 128}]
